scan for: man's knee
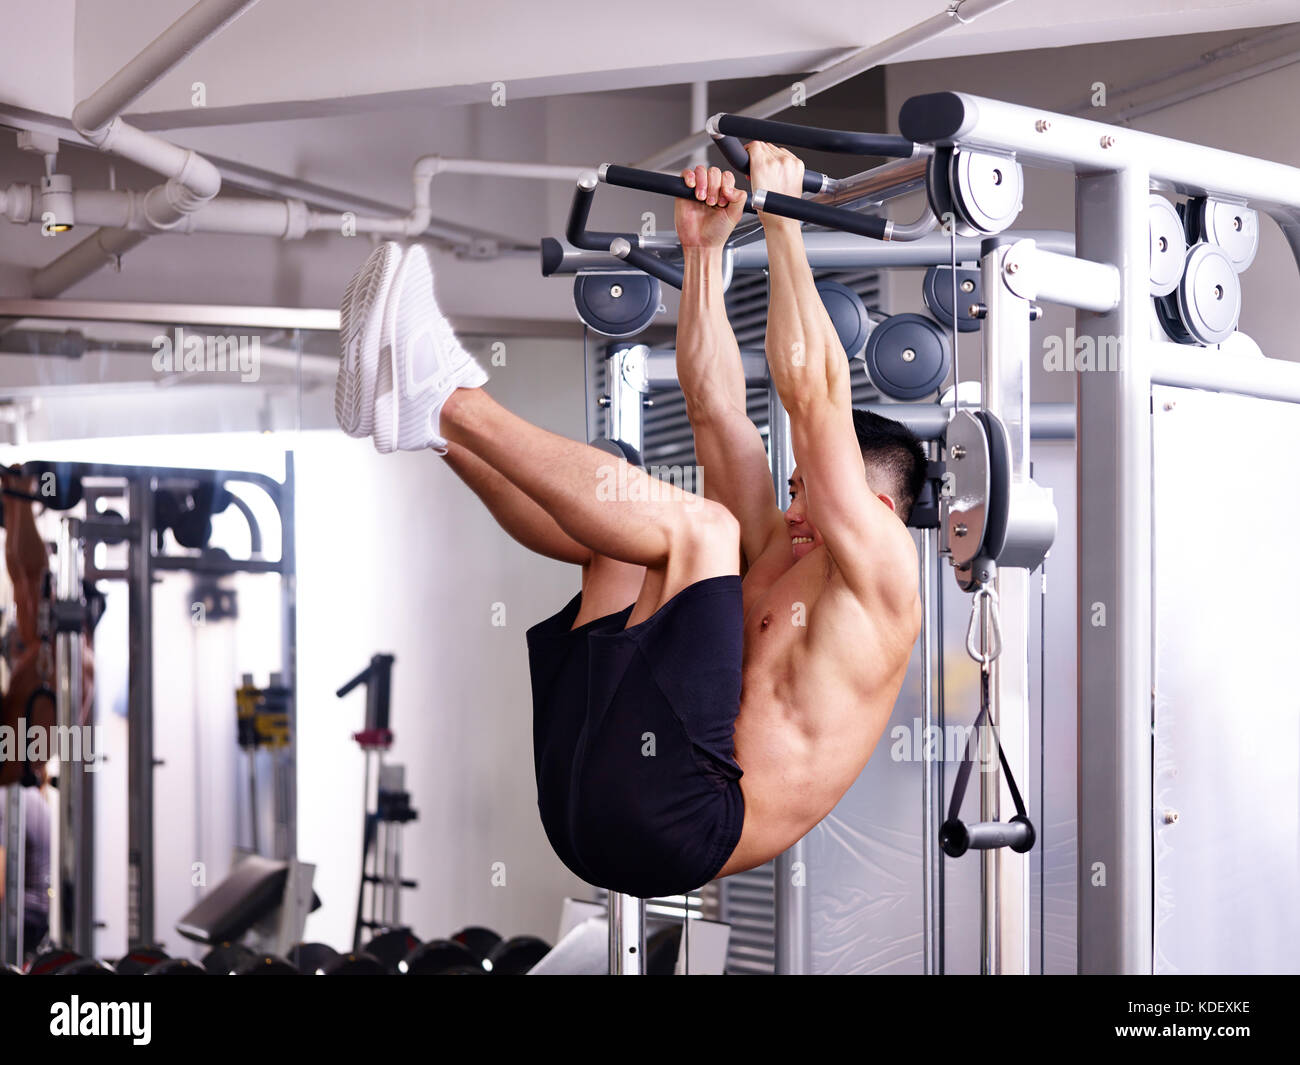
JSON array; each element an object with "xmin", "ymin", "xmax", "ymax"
[{"xmin": 672, "ymin": 499, "xmax": 740, "ymax": 557}]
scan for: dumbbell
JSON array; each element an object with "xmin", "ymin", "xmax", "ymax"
[
  {"xmin": 289, "ymin": 941, "xmax": 341, "ymax": 975},
  {"xmin": 362, "ymin": 927, "xmax": 422, "ymax": 973},
  {"xmin": 113, "ymin": 947, "xmax": 170, "ymax": 975},
  {"xmin": 486, "ymin": 935, "xmax": 552, "ymax": 976}
]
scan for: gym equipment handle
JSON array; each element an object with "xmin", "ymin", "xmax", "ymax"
[
  {"xmin": 566, "ymin": 173, "xmax": 684, "ymax": 288},
  {"xmin": 940, "ymin": 814, "xmax": 1036, "ymax": 858},
  {"xmin": 714, "ymin": 113, "xmax": 917, "ymax": 161},
  {"xmin": 709, "ymin": 121, "xmax": 827, "ymax": 194},
  {"xmin": 752, "ymin": 190, "xmax": 890, "ymax": 241},
  {"xmin": 600, "ymin": 164, "xmax": 758, "ymax": 213},
  {"xmin": 602, "ymin": 164, "xmax": 891, "ymax": 242}
]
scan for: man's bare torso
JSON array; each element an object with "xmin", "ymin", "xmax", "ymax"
[{"xmin": 717, "ymin": 529, "xmax": 921, "ymax": 876}]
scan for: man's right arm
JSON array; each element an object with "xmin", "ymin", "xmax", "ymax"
[{"xmin": 674, "ymin": 168, "xmax": 785, "ymax": 565}]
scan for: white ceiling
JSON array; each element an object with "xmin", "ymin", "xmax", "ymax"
[{"xmin": 0, "ymin": 0, "xmax": 1298, "ymax": 315}]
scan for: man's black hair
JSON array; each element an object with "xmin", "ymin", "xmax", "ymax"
[{"xmin": 851, "ymin": 408, "xmax": 927, "ymax": 524}]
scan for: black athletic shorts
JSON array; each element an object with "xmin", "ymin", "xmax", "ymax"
[{"xmin": 526, "ymin": 574, "xmax": 745, "ymax": 899}]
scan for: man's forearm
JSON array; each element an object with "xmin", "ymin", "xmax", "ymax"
[
  {"xmin": 676, "ymin": 247, "xmax": 746, "ymax": 419},
  {"xmin": 763, "ymin": 219, "xmax": 845, "ymax": 410}
]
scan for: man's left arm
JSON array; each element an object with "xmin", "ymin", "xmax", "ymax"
[{"xmin": 753, "ymin": 143, "xmax": 913, "ymax": 603}]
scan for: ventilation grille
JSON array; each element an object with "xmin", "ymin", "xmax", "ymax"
[{"xmin": 586, "ymin": 265, "xmax": 883, "ymax": 974}]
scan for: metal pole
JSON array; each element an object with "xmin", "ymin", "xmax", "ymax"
[
  {"xmin": 768, "ymin": 390, "xmax": 811, "ymax": 975},
  {"xmin": 978, "ymin": 240, "xmax": 1034, "ymax": 975},
  {"xmin": 126, "ymin": 474, "xmax": 155, "ymax": 947},
  {"xmin": 601, "ymin": 346, "xmax": 649, "ymax": 974},
  {"xmin": 2, "ymin": 786, "xmax": 24, "ymax": 964},
  {"xmin": 55, "ymin": 517, "xmax": 93, "ymax": 955},
  {"xmin": 1075, "ymin": 165, "xmax": 1154, "ymax": 975},
  {"xmin": 920, "ymin": 523, "xmax": 939, "ymax": 974},
  {"xmin": 279, "ymin": 453, "xmax": 298, "ymax": 860},
  {"xmin": 608, "ymin": 892, "xmax": 646, "ymax": 974}
]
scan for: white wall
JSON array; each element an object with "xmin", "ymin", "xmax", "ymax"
[{"xmin": 294, "ymin": 336, "xmax": 591, "ymax": 947}]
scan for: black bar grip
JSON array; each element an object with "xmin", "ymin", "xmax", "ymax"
[
  {"xmin": 565, "ymin": 177, "xmax": 629, "ymax": 251},
  {"xmin": 716, "ymin": 113, "xmax": 916, "ymax": 160},
  {"xmin": 613, "ymin": 240, "xmax": 684, "ymax": 290},
  {"xmin": 709, "ymin": 131, "xmax": 826, "ymax": 194},
  {"xmin": 601, "ymin": 164, "xmax": 756, "ymax": 213},
  {"xmin": 940, "ymin": 814, "xmax": 1036, "ymax": 858},
  {"xmin": 755, "ymin": 190, "xmax": 889, "ymax": 240}
]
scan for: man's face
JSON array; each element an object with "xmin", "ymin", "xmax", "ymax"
[{"xmin": 785, "ymin": 468, "xmax": 824, "ymax": 561}]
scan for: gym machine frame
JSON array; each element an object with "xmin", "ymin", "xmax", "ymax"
[
  {"xmin": 1, "ymin": 458, "xmax": 297, "ymax": 961},
  {"xmin": 892, "ymin": 91, "xmax": 1300, "ymax": 974},
  {"xmin": 549, "ymin": 90, "xmax": 1300, "ymax": 974}
]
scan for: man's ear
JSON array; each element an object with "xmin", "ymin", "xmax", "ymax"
[{"xmin": 876, "ymin": 492, "xmax": 898, "ymax": 513}]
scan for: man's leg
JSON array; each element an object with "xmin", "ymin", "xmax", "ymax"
[
  {"xmin": 442, "ymin": 441, "xmax": 645, "ymax": 624},
  {"xmin": 442, "ymin": 387, "xmax": 740, "ymax": 626}
]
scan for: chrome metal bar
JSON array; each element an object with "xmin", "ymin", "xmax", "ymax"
[
  {"xmin": 768, "ymin": 394, "xmax": 811, "ymax": 975},
  {"xmin": 280, "ymin": 454, "xmax": 298, "ymax": 859},
  {"xmin": 1074, "ymin": 165, "xmax": 1154, "ymax": 974},
  {"xmin": 921, "ymin": 524, "xmax": 939, "ymax": 974},
  {"xmin": 608, "ymin": 893, "xmax": 646, "ymax": 974},
  {"xmin": 1147, "ymin": 342, "xmax": 1300, "ymax": 402},
  {"xmin": 545, "ymin": 230, "xmax": 1076, "ymax": 277},
  {"xmin": 54, "ymin": 518, "xmax": 94, "ymax": 955},
  {"xmin": 1, "ymin": 786, "xmax": 24, "ymax": 964},
  {"xmin": 980, "ymin": 241, "xmax": 1034, "ymax": 975},
  {"xmin": 0, "ymin": 299, "xmax": 338, "ymax": 331},
  {"xmin": 126, "ymin": 475, "xmax": 155, "ymax": 947}
]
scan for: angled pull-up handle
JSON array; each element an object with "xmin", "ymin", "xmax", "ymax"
[
  {"xmin": 601, "ymin": 163, "xmax": 921, "ymax": 244},
  {"xmin": 708, "ymin": 113, "xmax": 919, "ymax": 190},
  {"xmin": 566, "ymin": 171, "xmax": 685, "ymax": 288}
]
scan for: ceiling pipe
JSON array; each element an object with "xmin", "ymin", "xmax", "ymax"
[
  {"xmin": 32, "ymin": 228, "xmax": 150, "ymax": 299},
  {"xmin": 636, "ymin": 0, "xmax": 1017, "ymax": 171},
  {"xmin": 7, "ymin": 158, "xmax": 590, "ymax": 243},
  {"xmin": 41, "ymin": 0, "xmax": 260, "ymax": 300},
  {"xmin": 71, "ymin": 0, "xmax": 258, "ymax": 133}
]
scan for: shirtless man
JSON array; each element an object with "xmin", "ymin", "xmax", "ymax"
[{"xmin": 333, "ymin": 141, "xmax": 923, "ymax": 899}]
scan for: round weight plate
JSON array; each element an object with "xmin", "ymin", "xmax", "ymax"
[
  {"xmin": 320, "ymin": 951, "xmax": 388, "ymax": 975},
  {"xmin": 922, "ymin": 265, "xmax": 982, "ymax": 332},
  {"xmin": 1148, "ymin": 195, "xmax": 1186, "ymax": 297},
  {"xmin": 113, "ymin": 948, "xmax": 169, "ymax": 975},
  {"xmin": 486, "ymin": 934, "xmax": 551, "ymax": 975},
  {"xmin": 1178, "ymin": 243, "xmax": 1241, "ymax": 345},
  {"xmin": 26, "ymin": 950, "xmax": 82, "ymax": 975},
  {"xmin": 814, "ymin": 280, "xmax": 871, "ymax": 358},
  {"xmin": 925, "ymin": 148, "xmax": 977, "ymax": 238},
  {"xmin": 145, "ymin": 958, "xmax": 206, "ymax": 975},
  {"xmin": 363, "ymin": 927, "xmax": 422, "ymax": 972},
  {"xmin": 1201, "ymin": 199, "xmax": 1258, "ymax": 272},
  {"xmin": 400, "ymin": 938, "xmax": 481, "ymax": 975},
  {"xmin": 450, "ymin": 925, "xmax": 503, "ymax": 964},
  {"xmin": 950, "ymin": 149, "xmax": 1023, "ymax": 235},
  {"xmin": 573, "ymin": 273, "xmax": 660, "ymax": 338},
  {"xmin": 289, "ymin": 942, "xmax": 340, "ymax": 975},
  {"xmin": 863, "ymin": 313, "xmax": 952, "ymax": 401}
]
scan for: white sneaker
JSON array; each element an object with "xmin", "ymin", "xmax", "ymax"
[
  {"xmin": 373, "ymin": 243, "xmax": 488, "ymax": 454},
  {"xmin": 334, "ymin": 241, "xmax": 401, "ymax": 438}
]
